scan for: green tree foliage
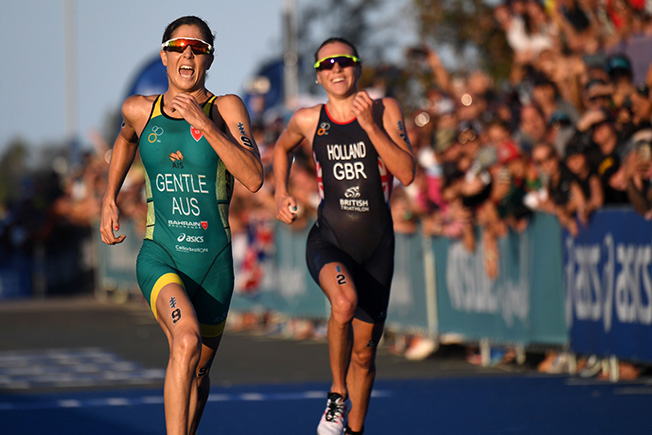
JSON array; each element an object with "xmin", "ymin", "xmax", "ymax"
[
  {"xmin": 412, "ymin": 0, "xmax": 512, "ymax": 79},
  {"xmin": 298, "ymin": 0, "xmax": 383, "ymax": 56},
  {"xmin": 0, "ymin": 140, "xmax": 30, "ymax": 204},
  {"xmin": 296, "ymin": 0, "xmax": 403, "ymax": 94},
  {"xmin": 293, "ymin": 0, "xmax": 512, "ymax": 115}
]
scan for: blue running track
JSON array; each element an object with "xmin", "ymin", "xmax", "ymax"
[{"xmin": 2, "ymin": 375, "xmax": 651, "ymax": 434}]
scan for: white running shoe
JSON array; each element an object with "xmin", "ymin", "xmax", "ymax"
[{"xmin": 317, "ymin": 392, "xmax": 351, "ymax": 435}]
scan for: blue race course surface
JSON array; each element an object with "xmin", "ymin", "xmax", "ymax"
[{"xmin": 1, "ymin": 375, "xmax": 650, "ymax": 434}]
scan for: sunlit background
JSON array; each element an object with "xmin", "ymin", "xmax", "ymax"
[
  {"xmin": 0, "ymin": 0, "xmax": 420, "ymax": 156},
  {"xmin": 2, "ymin": 0, "xmax": 652, "ymax": 393}
]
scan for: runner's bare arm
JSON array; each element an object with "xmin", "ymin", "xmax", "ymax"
[
  {"xmin": 352, "ymin": 93, "xmax": 415, "ymax": 186},
  {"xmin": 100, "ymin": 96, "xmax": 147, "ymax": 244},
  {"xmin": 273, "ymin": 106, "xmax": 319, "ymax": 224}
]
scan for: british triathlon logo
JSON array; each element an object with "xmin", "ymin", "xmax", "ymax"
[
  {"xmin": 317, "ymin": 122, "xmax": 331, "ymax": 136},
  {"xmin": 190, "ymin": 126, "xmax": 203, "ymax": 142},
  {"xmin": 148, "ymin": 126, "xmax": 164, "ymax": 143},
  {"xmin": 340, "ymin": 186, "xmax": 369, "ymax": 212},
  {"xmin": 344, "ymin": 186, "xmax": 361, "ymax": 198}
]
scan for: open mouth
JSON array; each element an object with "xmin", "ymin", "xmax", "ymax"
[{"xmin": 179, "ymin": 65, "xmax": 195, "ymax": 78}]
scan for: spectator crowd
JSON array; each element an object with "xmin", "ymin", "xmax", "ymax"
[
  {"xmin": 393, "ymin": 0, "xmax": 652, "ymax": 282},
  {"xmin": 383, "ymin": 0, "xmax": 652, "ymax": 378}
]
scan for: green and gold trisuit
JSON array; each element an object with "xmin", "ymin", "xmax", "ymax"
[{"xmin": 136, "ymin": 94, "xmax": 234, "ymax": 338}]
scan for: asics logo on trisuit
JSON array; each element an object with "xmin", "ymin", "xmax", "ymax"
[{"xmin": 177, "ymin": 233, "xmax": 204, "ymax": 243}]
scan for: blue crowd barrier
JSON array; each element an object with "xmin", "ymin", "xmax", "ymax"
[
  {"xmin": 0, "ymin": 225, "xmax": 95, "ymax": 299},
  {"xmin": 387, "ymin": 231, "xmax": 433, "ymax": 332},
  {"xmin": 0, "ymin": 253, "xmax": 32, "ymax": 299},
  {"xmin": 94, "ymin": 222, "xmax": 141, "ymax": 300},
  {"xmin": 91, "ymin": 208, "xmax": 652, "ymax": 365},
  {"xmin": 564, "ymin": 208, "xmax": 652, "ymax": 363},
  {"xmin": 433, "ymin": 213, "xmax": 567, "ymax": 346},
  {"xmin": 230, "ymin": 222, "xmax": 327, "ymax": 318},
  {"xmin": 230, "ymin": 223, "xmax": 435, "ymax": 331}
]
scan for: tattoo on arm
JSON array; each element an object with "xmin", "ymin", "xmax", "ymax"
[
  {"xmin": 237, "ymin": 121, "xmax": 255, "ymax": 149},
  {"xmin": 397, "ymin": 120, "xmax": 411, "ymax": 146},
  {"xmin": 241, "ymin": 136, "xmax": 254, "ymax": 149}
]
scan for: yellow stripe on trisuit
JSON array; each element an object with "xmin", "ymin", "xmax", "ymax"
[
  {"xmin": 150, "ymin": 273, "xmax": 185, "ymax": 320},
  {"xmin": 203, "ymin": 95, "xmax": 217, "ymax": 116},
  {"xmin": 200, "ymin": 320, "xmax": 226, "ymax": 338},
  {"xmin": 151, "ymin": 95, "xmax": 163, "ymax": 119}
]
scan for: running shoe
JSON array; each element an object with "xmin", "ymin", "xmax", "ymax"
[
  {"xmin": 579, "ymin": 355, "xmax": 602, "ymax": 378},
  {"xmin": 317, "ymin": 392, "xmax": 351, "ymax": 435}
]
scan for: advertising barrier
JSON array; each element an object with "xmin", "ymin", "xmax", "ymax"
[
  {"xmin": 231, "ymin": 224, "xmax": 435, "ymax": 331},
  {"xmin": 91, "ymin": 208, "xmax": 652, "ymax": 364},
  {"xmin": 564, "ymin": 208, "xmax": 652, "ymax": 363},
  {"xmin": 433, "ymin": 213, "xmax": 568, "ymax": 346},
  {"xmin": 94, "ymin": 222, "xmax": 141, "ymax": 300},
  {"xmin": 0, "ymin": 253, "xmax": 31, "ymax": 299},
  {"xmin": 230, "ymin": 222, "xmax": 328, "ymax": 318},
  {"xmin": 386, "ymin": 231, "xmax": 433, "ymax": 332}
]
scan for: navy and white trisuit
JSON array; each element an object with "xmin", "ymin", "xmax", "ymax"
[{"xmin": 306, "ymin": 102, "xmax": 395, "ymax": 324}]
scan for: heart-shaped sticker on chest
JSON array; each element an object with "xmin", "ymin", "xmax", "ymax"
[{"xmin": 190, "ymin": 126, "xmax": 203, "ymax": 142}]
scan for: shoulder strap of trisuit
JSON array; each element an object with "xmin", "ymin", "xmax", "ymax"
[
  {"xmin": 150, "ymin": 95, "xmax": 164, "ymax": 120},
  {"xmin": 203, "ymin": 95, "xmax": 218, "ymax": 117}
]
